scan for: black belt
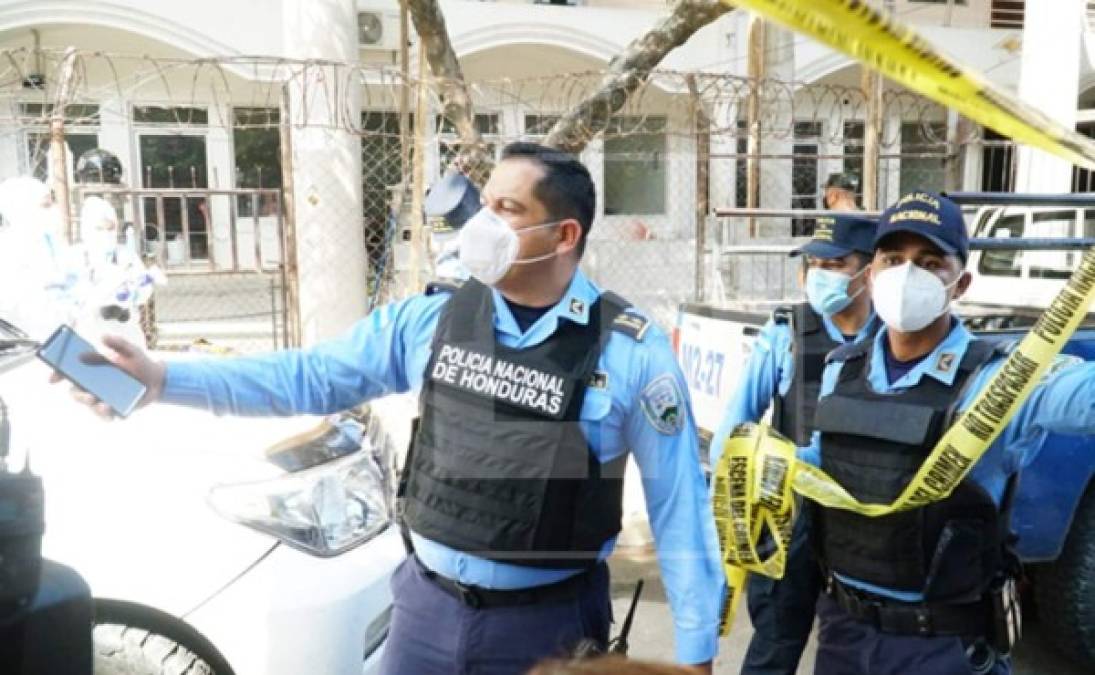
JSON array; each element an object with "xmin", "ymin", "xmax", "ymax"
[
  {"xmin": 827, "ymin": 575, "xmax": 990, "ymax": 638},
  {"xmin": 418, "ymin": 556, "xmax": 597, "ymax": 609}
]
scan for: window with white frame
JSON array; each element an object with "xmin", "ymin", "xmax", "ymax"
[
  {"xmin": 133, "ymin": 105, "xmax": 210, "ymax": 260},
  {"xmin": 439, "ymin": 113, "xmax": 499, "ymax": 173},
  {"xmin": 791, "ymin": 120, "xmax": 822, "ymax": 235},
  {"xmin": 19, "ymin": 103, "xmax": 101, "ymax": 182},
  {"xmin": 898, "ymin": 121, "xmax": 947, "ymax": 195},
  {"xmin": 360, "ymin": 110, "xmax": 403, "ymax": 262},
  {"xmin": 980, "ymin": 127, "xmax": 1015, "ymax": 192},
  {"xmin": 233, "ymin": 107, "xmax": 281, "ymax": 218},
  {"xmin": 841, "ymin": 120, "xmax": 865, "ymax": 202},
  {"xmin": 523, "ymin": 114, "xmax": 561, "ymax": 139},
  {"xmin": 735, "ymin": 120, "xmax": 748, "ymax": 209},
  {"xmin": 603, "ymin": 116, "xmax": 667, "ymax": 216},
  {"xmin": 1072, "ymin": 122, "xmax": 1095, "ymax": 192}
]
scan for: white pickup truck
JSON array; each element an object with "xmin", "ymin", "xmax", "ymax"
[{"xmin": 0, "ymin": 321, "xmax": 406, "ymax": 675}]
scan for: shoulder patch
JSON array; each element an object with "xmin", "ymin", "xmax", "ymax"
[
  {"xmin": 425, "ymin": 278, "xmax": 464, "ymax": 296},
  {"xmin": 639, "ymin": 374, "xmax": 684, "ymax": 434},
  {"xmin": 612, "ymin": 311, "xmax": 651, "ymax": 342}
]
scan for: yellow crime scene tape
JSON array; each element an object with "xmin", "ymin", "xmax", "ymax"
[
  {"xmin": 712, "ymin": 0, "xmax": 1095, "ymax": 635},
  {"xmin": 722, "ymin": 0, "xmax": 1095, "ymax": 171}
]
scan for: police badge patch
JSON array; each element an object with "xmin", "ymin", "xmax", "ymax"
[{"xmin": 640, "ymin": 374, "xmax": 684, "ymax": 435}]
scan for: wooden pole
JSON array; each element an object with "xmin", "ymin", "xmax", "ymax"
[
  {"xmin": 944, "ymin": 110, "xmax": 966, "ymax": 193},
  {"xmin": 399, "ymin": 0, "xmax": 411, "ymax": 177},
  {"xmin": 745, "ymin": 17, "xmax": 765, "ymax": 237},
  {"xmin": 409, "ymin": 42, "xmax": 428, "ymax": 292},
  {"xmin": 279, "ymin": 86, "xmax": 302, "ymax": 347},
  {"xmin": 861, "ymin": 67, "xmax": 883, "ymax": 210},
  {"xmin": 49, "ymin": 47, "xmax": 79, "ymax": 242},
  {"xmin": 687, "ymin": 74, "xmax": 710, "ymax": 303}
]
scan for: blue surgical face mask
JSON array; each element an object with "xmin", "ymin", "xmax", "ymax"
[{"xmin": 805, "ymin": 266, "xmax": 866, "ymax": 316}]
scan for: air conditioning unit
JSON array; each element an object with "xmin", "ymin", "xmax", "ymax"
[{"xmin": 357, "ymin": 11, "xmax": 400, "ymax": 51}]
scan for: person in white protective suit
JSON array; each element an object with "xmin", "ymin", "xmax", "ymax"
[
  {"xmin": 0, "ymin": 176, "xmax": 78, "ymax": 340},
  {"xmin": 75, "ymin": 195, "xmax": 164, "ymax": 348}
]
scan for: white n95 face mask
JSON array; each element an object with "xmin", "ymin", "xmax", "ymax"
[
  {"xmin": 457, "ymin": 207, "xmax": 560, "ymax": 285},
  {"xmin": 871, "ymin": 261, "xmax": 958, "ymax": 333}
]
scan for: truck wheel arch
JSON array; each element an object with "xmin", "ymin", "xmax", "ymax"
[{"xmin": 1032, "ymin": 484, "xmax": 1095, "ymax": 670}]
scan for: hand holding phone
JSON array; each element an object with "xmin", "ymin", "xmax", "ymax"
[{"xmin": 38, "ymin": 327, "xmax": 162, "ymax": 418}]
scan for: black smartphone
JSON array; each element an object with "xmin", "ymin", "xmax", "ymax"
[{"xmin": 36, "ymin": 325, "xmax": 147, "ymax": 418}]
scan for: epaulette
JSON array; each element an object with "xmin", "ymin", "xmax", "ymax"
[
  {"xmin": 612, "ymin": 310, "xmax": 652, "ymax": 342},
  {"xmin": 826, "ymin": 339, "xmax": 872, "ymax": 364},
  {"xmin": 599, "ymin": 291, "xmax": 651, "ymax": 341},
  {"xmin": 424, "ymin": 278, "xmax": 464, "ymax": 296}
]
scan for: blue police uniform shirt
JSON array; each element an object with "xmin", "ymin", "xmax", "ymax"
[
  {"xmin": 161, "ymin": 269, "xmax": 723, "ymax": 664},
  {"xmin": 710, "ymin": 310, "xmax": 877, "ymax": 467},
  {"xmin": 800, "ymin": 319, "xmax": 1095, "ymax": 602}
]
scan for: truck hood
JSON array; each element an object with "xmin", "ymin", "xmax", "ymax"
[{"xmin": 0, "ymin": 349, "xmax": 398, "ymax": 616}]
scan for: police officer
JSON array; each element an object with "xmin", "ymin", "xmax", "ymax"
[
  {"xmin": 710, "ymin": 213, "xmax": 879, "ymax": 675},
  {"xmin": 62, "ymin": 142, "xmax": 723, "ymax": 674},
  {"xmin": 822, "ymin": 172, "xmax": 860, "ymax": 211},
  {"xmin": 800, "ymin": 191, "xmax": 1095, "ymax": 675}
]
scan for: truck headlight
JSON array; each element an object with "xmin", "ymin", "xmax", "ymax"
[{"xmin": 208, "ymin": 422, "xmax": 393, "ymax": 557}]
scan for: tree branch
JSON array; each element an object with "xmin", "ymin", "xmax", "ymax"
[
  {"xmin": 543, "ymin": 0, "xmax": 732, "ymax": 153},
  {"xmin": 405, "ymin": 0, "xmax": 492, "ymax": 183}
]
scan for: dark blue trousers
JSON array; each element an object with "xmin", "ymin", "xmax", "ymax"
[
  {"xmin": 815, "ymin": 594, "xmax": 1011, "ymax": 675},
  {"xmin": 742, "ymin": 510, "xmax": 821, "ymax": 675},
  {"xmin": 379, "ymin": 556, "xmax": 612, "ymax": 675}
]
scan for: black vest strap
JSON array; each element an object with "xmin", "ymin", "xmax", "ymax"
[{"xmin": 771, "ymin": 303, "xmax": 872, "ymax": 446}]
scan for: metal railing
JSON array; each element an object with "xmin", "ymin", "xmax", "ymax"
[
  {"xmin": 73, "ymin": 187, "xmax": 287, "ymax": 274},
  {"xmin": 707, "ymin": 197, "xmax": 1095, "ymax": 307},
  {"xmin": 72, "ymin": 187, "xmax": 291, "ymax": 352}
]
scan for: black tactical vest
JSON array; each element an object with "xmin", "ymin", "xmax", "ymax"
[
  {"xmin": 403, "ymin": 279, "xmax": 633, "ymax": 569},
  {"xmin": 811, "ymin": 338, "xmax": 1010, "ymax": 601},
  {"xmin": 771, "ymin": 304, "xmax": 877, "ymax": 446}
]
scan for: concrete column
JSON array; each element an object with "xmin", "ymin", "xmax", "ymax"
[
  {"xmin": 1014, "ymin": 0, "xmax": 1085, "ymax": 193},
  {"xmin": 754, "ymin": 20, "xmax": 794, "ymax": 238},
  {"xmin": 283, "ymin": 0, "xmax": 365, "ymax": 343},
  {"xmin": 206, "ymin": 102, "xmax": 235, "ymax": 269}
]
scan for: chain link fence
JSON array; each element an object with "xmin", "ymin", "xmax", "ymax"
[{"xmin": 0, "ymin": 48, "xmax": 1056, "ymax": 346}]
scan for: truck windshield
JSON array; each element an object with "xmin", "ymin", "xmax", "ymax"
[
  {"xmin": 1028, "ymin": 211, "xmax": 1077, "ymax": 280},
  {"xmin": 978, "ymin": 210, "xmax": 1078, "ymax": 280},
  {"xmin": 978, "ymin": 213, "xmax": 1024, "ymax": 278}
]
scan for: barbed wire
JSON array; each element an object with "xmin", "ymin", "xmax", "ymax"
[{"xmin": 0, "ymin": 47, "xmax": 1000, "ymax": 151}]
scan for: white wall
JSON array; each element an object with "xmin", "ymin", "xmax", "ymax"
[
  {"xmin": 283, "ymin": 0, "xmax": 367, "ymax": 343},
  {"xmin": 1014, "ymin": 0, "xmax": 1086, "ymax": 193},
  {"xmin": 0, "ymin": 0, "xmax": 284, "ymax": 57}
]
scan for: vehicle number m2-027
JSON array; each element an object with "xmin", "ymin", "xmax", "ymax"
[{"xmin": 678, "ymin": 342, "xmax": 726, "ymax": 399}]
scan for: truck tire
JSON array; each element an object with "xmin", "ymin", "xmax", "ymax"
[
  {"xmin": 93, "ymin": 623, "xmax": 215, "ymax": 675},
  {"xmin": 1034, "ymin": 487, "xmax": 1095, "ymax": 670}
]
